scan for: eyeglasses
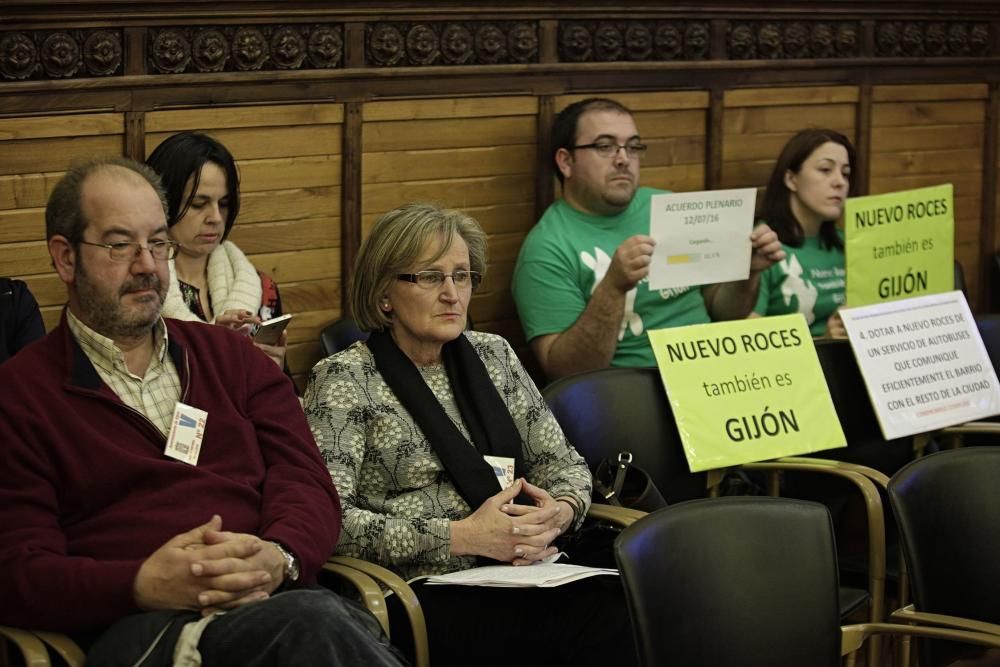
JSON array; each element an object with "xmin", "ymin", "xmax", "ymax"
[
  {"xmin": 397, "ymin": 270, "xmax": 482, "ymax": 290},
  {"xmin": 570, "ymin": 142, "xmax": 648, "ymax": 159},
  {"xmin": 79, "ymin": 240, "xmax": 180, "ymax": 262}
]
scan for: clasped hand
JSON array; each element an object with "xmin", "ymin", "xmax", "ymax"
[
  {"xmin": 452, "ymin": 479, "xmax": 573, "ymax": 566},
  {"xmin": 133, "ymin": 514, "xmax": 286, "ymax": 616}
]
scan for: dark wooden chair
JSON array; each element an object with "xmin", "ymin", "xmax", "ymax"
[
  {"xmin": 889, "ymin": 448, "xmax": 1000, "ymax": 667},
  {"xmin": 542, "ymin": 365, "xmax": 889, "ymax": 664},
  {"xmin": 614, "ymin": 496, "xmax": 1000, "ymax": 667}
]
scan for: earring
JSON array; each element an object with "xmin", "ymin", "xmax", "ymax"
[{"xmin": 381, "ymin": 300, "xmax": 391, "ymax": 311}]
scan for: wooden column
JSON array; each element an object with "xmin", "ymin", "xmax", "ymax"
[
  {"xmin": 341, "ymin": 101, "xmax": 363, "ymax": 311},
  {"xmin": 125, "ymin": 111, "xmax": 145, "ymax": 161},
  {"xmin": 535, "ymin": 95, "xmax": 555, "ymax": 219},
  {"xmin": 980, "ymin": 83, "xmax": 999, "ymax": 311},
  {"xmin": 855, "ymin": 83, "xmax": 873, "ymax": 197},
  {"xmin": 706, "ymin": 87, "xmax": 724, "ymax": 190},
  {"xmin": 539, "ymin": 19, "xmax": 558, "ymax": 65},
  {"xmin": 125, "ymin": 27, "xmax": 145, "ymax": 76},
  {"xmin": 344, "ymin": 21, "xmax": 366, "ymax": 69}
]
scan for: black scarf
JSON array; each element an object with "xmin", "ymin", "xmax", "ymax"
[{"xmin": 367, "ymin": 329, "xmax": 527, "ymax": 510}]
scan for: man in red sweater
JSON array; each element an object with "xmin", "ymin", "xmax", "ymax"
[{"xmin": 0, "ymin": 158, "xmax": 404, "ymax": 666}]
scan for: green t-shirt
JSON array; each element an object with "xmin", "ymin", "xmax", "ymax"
[
  {"xmin": 753, "ymin": 232, "xmax": 845, "ymax": 336},
  {"xmin": 512, "ymin": 187, "xmax": 710, "ymax": 368}
]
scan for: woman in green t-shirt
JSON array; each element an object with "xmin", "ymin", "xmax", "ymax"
[{"xmin": 752, "ymin": 128, "xmax": 856, "ymax": 337}]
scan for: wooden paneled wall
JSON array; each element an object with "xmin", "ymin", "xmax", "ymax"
[
  {"xmin": 2, "ymin": 2, "xmax": 1000, "ymax": 389},
  {"xmin": 869, "ymin": 84, "xmax": 988, "ymax": 306},
  {"xmin": 360, "ymin": 97, "xmax": 539, "ymax": 348},
  {"xmin": 1, "ymin": 84, "xmax": 997, "ymax": 388},
  {"xmin": 0, "ymin": 114, "xmax": 125, "ymax": 331},
  {"xmin": 721, "ymin": 86, "xmax": 858, "ymax": 190}
]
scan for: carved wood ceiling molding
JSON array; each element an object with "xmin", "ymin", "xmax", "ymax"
[{"xmin": 1, "ymin": 9, "xmax": 998, "ymax": 83}]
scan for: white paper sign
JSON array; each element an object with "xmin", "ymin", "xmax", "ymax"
[
  {"xmin": 840, "ymin": 291, "xmax": 1000, "ymax": 439},
  {"xmin": 648, "ymin": 188, "xmax": 757, "ymax": 290}
]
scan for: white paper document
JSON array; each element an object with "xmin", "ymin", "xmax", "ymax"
[
  {"xmin": 841, "ymin": 290, "xmax": 1000, "ymax": 439},
  {"xmin": 648, "ymin": 188, "xmax": 757, "ymax": 290},
  {"xmin": 418, "ymin": 562, "xmax": 618, "ymax": 588}
]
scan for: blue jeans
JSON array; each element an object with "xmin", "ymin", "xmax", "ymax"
[{"xmin": 86, "ymin": 588, "xmax": 407, "ymax": 667}]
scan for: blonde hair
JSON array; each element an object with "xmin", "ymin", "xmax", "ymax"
[{"xmin": 351, "ymin": 203, "xmax": 488, "ymax": 332}]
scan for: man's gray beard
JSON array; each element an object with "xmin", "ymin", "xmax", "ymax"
[{"xmin": 75, "ymin": 258, "xmax": 165, "ymax": 340}]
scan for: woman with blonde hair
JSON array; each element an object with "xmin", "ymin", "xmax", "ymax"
[{"xmin": 305, "ymin": 203, "xmax": 635, "ymax": 667}]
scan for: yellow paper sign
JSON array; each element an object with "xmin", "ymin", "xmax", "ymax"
[
  {"xmin": 845, "ymin": 184, "xmax": 954, "ymax": 307},
  {"xmin": 649, "ymin": 315, "xmax": 845, "ymax": 472}
]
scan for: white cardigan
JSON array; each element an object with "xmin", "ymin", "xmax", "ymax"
[{"xmin": 161, "ymin": 241, "xmax": 262, "ymax": 322}]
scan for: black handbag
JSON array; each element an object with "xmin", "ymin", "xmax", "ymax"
[
  {"xmin": 593, "ymin": 450, "xmax": 668, "ymax": 513},
  {"xmin": 556, "ymin": 451, "xmax": 668, "ymax": 568}
]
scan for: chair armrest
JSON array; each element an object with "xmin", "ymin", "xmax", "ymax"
[
  {"xmin": 773, "ymin": 456, "xmax": 891, "ymax": 488},
  {"xmin": 586, "ymin": 503, "xmax": 646, "ymax": 527},
  {"xmin": 936, "ymin": 421, "xmax": 1000, "ymax": 449},
  {"xmin": 890, "ymin": 604, "xmax": 1000, "ymax": 636},
  {"xmin": 32, "ymin": 631, "xmax": 84, "ymax": 667},
  {"xmin": 327, "ymin": 555, "xmax": 429, "ymax": 667},
  {"xmin": 322, "ymin": 560, "xmax": 389, "ymax": 635},
  {"xmin": 0, "ymin": 625, "xmax": 53, "ymax": 667},
  {"xmin": 742, "ymin": 462, "xmax": 887, "ymax": 665},
  {"xmin": 938, "ymin": 421, "xmax": 1000, "ymax": 436},
  {"xmin": 841, "ymin": 622, "xmax": 1000, "ymax": 658},
  {"xmin": 741, "ymin": 461, "xmax": 886, "ymax": 604},
  {"xmin": 769, "ymin": 457, "xmax": 914, "ymax": 610}
]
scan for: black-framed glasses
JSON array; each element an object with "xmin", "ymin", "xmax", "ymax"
[
  {"xmin": 570, "ymin": 141, "xmax": 648, "ymax": 159},
  {"xmin": 397, "ymin": 270, "xmax": 482, "ymax": 290},
  {"xmin": 79, "ymin": 240, "xmax": 180, "ymax": 262}
]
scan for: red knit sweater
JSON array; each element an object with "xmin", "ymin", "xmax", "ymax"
[{"xmin": 0, "ymin": 314, "xmax": 340, "ymax": 633}]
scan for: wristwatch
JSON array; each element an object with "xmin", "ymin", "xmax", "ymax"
[{"xmin": 268, "ymin": 541, "xmax": 300, "ymax": 584}]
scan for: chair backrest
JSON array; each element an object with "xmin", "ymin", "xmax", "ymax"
[
  {"xmin": 889, "ymin": 448, "xmax": 1000, "ymax": 666},
  {"xmin": 889, "ymin": 448, "xmax": 1000, "ymax": 623},
  {"xmin": 975, "ymin": 314, "xmax": 1000, "ymax": 373},
  {"xmin": 319, "ymin": 317, "xmax": 369, "ymax": 357},
  {"xmin": 541, "ymin": 367, "xmax": 707, "ymax": 504},
  {"xmin": 614, "ymin": 497, "xmax": 843, "ymax": 667}
]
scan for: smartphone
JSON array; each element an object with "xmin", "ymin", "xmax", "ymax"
[{"xmin": 251, "ymin": 314, "xmax": 293, "ymax": 345}]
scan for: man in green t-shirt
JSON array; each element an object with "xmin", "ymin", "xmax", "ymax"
[{"xmin": 512, "ymin": 98, "xmax": 785, "ymax": 380}]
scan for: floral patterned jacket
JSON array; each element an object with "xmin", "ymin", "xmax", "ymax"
[{"xmin": 304, "ymin": 331, "xmax": 592, "ymax": 580}]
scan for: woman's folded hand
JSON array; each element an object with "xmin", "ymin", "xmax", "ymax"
[{"xmin": 449, "ymin": 479, "xmax": 561, "ymax": 564}]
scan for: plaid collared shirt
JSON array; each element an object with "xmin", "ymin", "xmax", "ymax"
[{"xmin": 67, "ymin": 310, "xmax": 181, "ymax": 436}]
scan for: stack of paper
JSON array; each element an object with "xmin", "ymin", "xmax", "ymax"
[{"xmin": 419, "ymin": 562, "xmax": 618, "ymax": 588}]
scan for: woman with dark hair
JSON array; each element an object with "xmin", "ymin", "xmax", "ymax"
[
  {"xmin": 752, "ymin": 128, "xmax": 856, "ymax": 337},
  {"xmin": 147, "ymin": 132, "xmax": 286, "ymax": 367}
]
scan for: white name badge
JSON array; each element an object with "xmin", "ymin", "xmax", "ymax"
[
  {"xmin": 165, "ymin": 402, "xmax": 208, "ymax": 465},
  {"xmin": 483, "ymin": 455, "xmax": 516, "ymax": 490}
]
